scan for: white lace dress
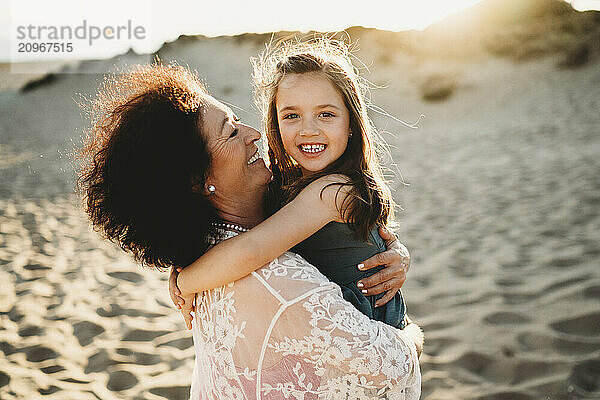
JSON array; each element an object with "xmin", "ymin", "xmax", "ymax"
[{"xmin": 189, "ymin": 229, "xmax": 421, "ymax": 400}]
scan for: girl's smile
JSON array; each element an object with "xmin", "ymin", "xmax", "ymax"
[{"xmin": 298, "ymin": 143, "xmax": 327, "ymax": 155}]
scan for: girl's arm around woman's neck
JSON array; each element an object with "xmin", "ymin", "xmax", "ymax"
[{"xmin": 177, "ymin": 174, "xmax": 353, "ymax": 296}]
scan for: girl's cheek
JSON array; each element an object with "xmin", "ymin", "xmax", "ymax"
[
  {"xmin": 283, "ymin": 143, "xmax": 295, "ymax": 155},
  {"xmin": 280, "ymin": 132, "xmax": 295, "ymax": 148}
]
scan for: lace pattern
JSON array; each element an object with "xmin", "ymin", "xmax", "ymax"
[{"xmin": 189, "ymin": 231, "xmax": 420, "ymax": 400}]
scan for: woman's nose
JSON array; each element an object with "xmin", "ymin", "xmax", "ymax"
[{"xmin": 243, "ymin": 125, "xmax": 262, "ymax": 145}]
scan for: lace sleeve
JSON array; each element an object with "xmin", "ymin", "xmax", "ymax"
[{"xmin": 257, "ymin": 252, "xmax": 421, "ymax": 400}]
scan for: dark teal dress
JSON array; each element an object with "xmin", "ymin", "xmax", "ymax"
[{"xmin": 292, "ymin": 222, "xmax": 407, "ymax": 329}]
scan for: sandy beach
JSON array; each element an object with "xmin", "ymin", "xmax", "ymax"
[{"xmin": 1, "ymin": 0, "xmax": 600, "ymax": 398}]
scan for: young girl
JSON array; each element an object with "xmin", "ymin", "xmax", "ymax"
[{"xmin": 176, "ymin": 38, "xmax": 408, "ymax": 329}]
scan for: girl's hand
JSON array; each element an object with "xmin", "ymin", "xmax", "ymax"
[
  {"xmin": 169, "ymin": 266, "xmax": 186, "ymax": 309},
  {"xmin": 169, "ymin": 266, "xmax": 196, "ymax": 330},
  {"xmin": 179, "ymin": 294, "xmax": 196, "ymax": 330},
  {"xmin": 356, "ymin": 226, "xmax": 410, "ymax": 308}
]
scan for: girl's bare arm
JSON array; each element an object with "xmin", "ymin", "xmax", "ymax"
[{"xmin": 177, "ymin": 175, "xmax": 351, "ymax": 296}]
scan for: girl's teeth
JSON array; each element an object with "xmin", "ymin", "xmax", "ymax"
[{"xmin": 300, "ymin": 144, "xmax": 325, "ymax": 153}]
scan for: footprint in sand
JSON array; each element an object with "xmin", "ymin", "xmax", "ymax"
[
  {"xmin": 500, "ymin": 291, "xmax": 537, "ymax": 305},
  {"xmin": 543, "ymin": 274, "xmax": 591, "ymax": 292},
  {"xmin": 518, "ymin": 331, "xmax": 600, "ymax": 355},
  {"xmin": 107, "ymin": 271, "xmax": 144, "ymax": 283},
  {"xmin": 25, "ymin": 345, "xmax": 59, "ymax": 362},
  {"xmin": 85, "ymin": 349, "xmax": 118, "ymax": 374},
  {"xmin": 122, "ymin": 329, "xmax": 170, "ymax": 342},
  {"xmin": 96, "ymin": 303, "xmax": 164, "ymax": 318},
  {"xmin": 476, "ymin": 391, "xmax": 536, "ymax": 400},
  {"xmin": 494, "ymin": 277, "xmax": 523, "ymax": 287},
  {"xmin": 420, "ymin": 320, "xmax": 452, "ymax": 332},
  {"xmin": 568, "ymin": 359, "xmax": 600, "ymax": 394},
  {"xmin": 61, "ymin": 377, "xmax": 89, "ymax": 384},
  {"xmin": 550, "ymin": 312, "xmax": 600, "ymax": 337},
  {"xmin": 107, "ymin": 370, "xmax": 138, "ymax": 391},
  {"xmin": 18, "ymin": 325, "xmax": 44, "ymax": 337},
  {"xmin": 423, "ymin": 337, "xmax": 460, "ymax": 357},
  {"xmin": 23, "ymin": 263, "xmax": 51, "ymax": 271},
  {"xmin": 511, "ymin": 359, "xmax": 565, "ymax": 385},
  {"xmin": 0, "ymin": 371, "xmax": 9, "ymax": 388},
  {"xmin": 545, "ymin": 257, "xmax": 582, "ymax": 268},
  {"xmin": 37, "ymin": 385, "xmax": 61, "ymax": 395},
  {"xmin": 116, "ymin": 348, "xmax": 162, "ymax": 365},
  {"xmin": 484, "ymin": 311, "xmax": 531, "ymax": 325},
  {"xmin": 40, "ymin": 365, "xmax": 66, "ymax": 374},
  {"xmin": 583, "ymin": 284, "xmax": 600, "ymax": 300},
  {"xmin": 8, "ymin": 306, "xmax": 24, "ymax": 323},
  {"xmin": 149, "ymin": 386, "xmax": 191, "ymax": 399},
  {"xmin": 157, "ymin": 337, "xmax": 194, "ymax": 350},
  {"xmin": 73, "ymin": 321, "xmax": 105, "ymax": 346},
  {"xmin": 451, "ymin": 351, "xmax": 495, "ymax": 378},
  {"xmin": 0, "ymin": 341, "xmax": 18, "ymax": 356}
]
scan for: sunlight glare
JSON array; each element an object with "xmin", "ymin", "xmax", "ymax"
[{"xmin": 377, "ymin": 0, "xmax": 487, "ymax": 30}]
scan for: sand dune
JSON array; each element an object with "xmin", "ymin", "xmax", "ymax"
[{"xmin": 1, "ymin": 0, "xmax": 599, "ymax": 399}]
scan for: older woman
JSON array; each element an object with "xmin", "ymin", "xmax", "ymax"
[{"xmin": 78, "ymin": 63, "xmax": 422, "ymax": 399}]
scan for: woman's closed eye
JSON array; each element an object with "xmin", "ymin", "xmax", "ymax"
[{"xmin": 229, "ymin": 117, "xmax": 240, "ymax": 138}]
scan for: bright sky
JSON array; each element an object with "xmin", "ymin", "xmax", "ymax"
[{"xmin": 1, "ymin": 0, "xmax": 598, "ymax": 63}]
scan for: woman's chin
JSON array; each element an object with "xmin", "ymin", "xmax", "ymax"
[{"xmin": 251, "ymin": 159, "xmax": 273, "ymax": 185}]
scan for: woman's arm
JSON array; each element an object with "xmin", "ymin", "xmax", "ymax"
[{"xmin": 177, "ymin": 175, "xmax": 351, "ymax": 296}]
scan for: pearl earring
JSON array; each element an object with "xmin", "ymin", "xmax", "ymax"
[{"xmin": 207, "ymin": 185, "xmax": 216, "ymax": 195}]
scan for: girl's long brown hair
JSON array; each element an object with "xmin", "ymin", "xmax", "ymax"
[{"xmin": 253, "ymin": 38, "xmax": 396, "ymax": 240}]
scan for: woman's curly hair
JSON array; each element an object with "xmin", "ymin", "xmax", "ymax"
[{"xmin": 77, "ymin": 63, "xmax": 217, "ymax": 271}]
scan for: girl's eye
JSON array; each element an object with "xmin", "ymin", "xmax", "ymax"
[
  {"xmin": 319, "ymin": 112, "xmax": 334, "ymax": 118},
  {"xmin": 229, "ymin": 129, "xmax": 238, "ymax": 138},
  {"xmin": 283, "ymin": 113, "xmax": 299, "ymax": 120}
]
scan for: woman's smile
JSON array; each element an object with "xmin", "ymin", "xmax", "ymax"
[{"xmin": 248, "ymin": 149, "xmax": 260, "ymax": 165}]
